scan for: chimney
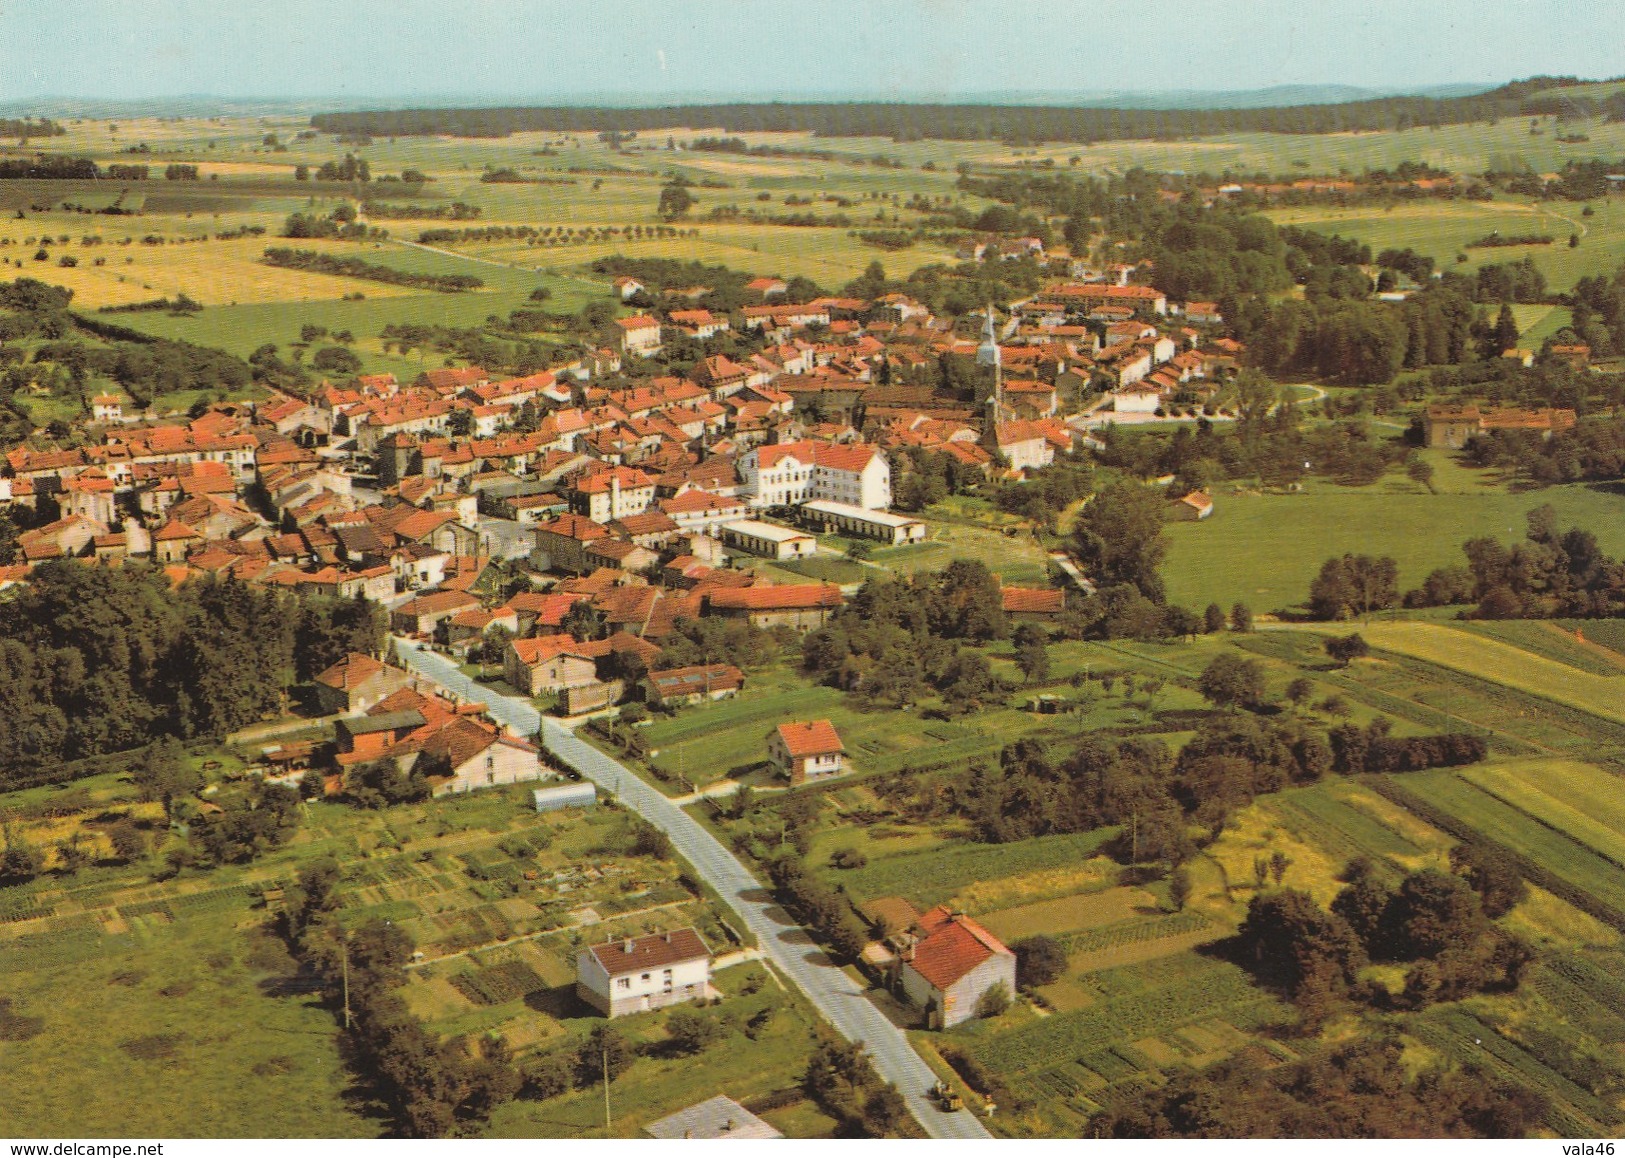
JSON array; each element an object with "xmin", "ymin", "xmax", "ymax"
[
  {"xmin": 664, "ymin": 932, "xmax": 672, "ymax": 943},
  {"xmin": 622, "ymin": 938, "xmax": 634, "ymax": 954}
]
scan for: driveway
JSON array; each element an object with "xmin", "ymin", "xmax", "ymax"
[{"xmin": 394, "ymin": 639, "xmax": 992, "ymax": 1139}]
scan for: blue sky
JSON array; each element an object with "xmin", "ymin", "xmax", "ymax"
[{"xmin": 1, "ymin": 0, "xmax": 1621, "ymax": 105}]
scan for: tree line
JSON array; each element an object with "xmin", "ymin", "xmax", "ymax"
[
  {"xmin": 262, "ymin": 248, "xmax": 483, "ymax": 293},
  {"xmin": 307, "ymin": 80, "xmax": 1593, "ymax": 144}
]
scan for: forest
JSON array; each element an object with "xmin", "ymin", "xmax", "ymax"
[
  {"xmin": 0, "ymin": 563, "xmax": 384, "ymax": 789},
  {"xmin": 305, "ymin": 78, "xmax": 1619, "ymax": 143}
]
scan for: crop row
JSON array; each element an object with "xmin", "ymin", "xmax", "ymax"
[
  {"xmin": 1057, "ymin": 911, "xmax": 1213, "ymax": 956},
  {"xmin": 0, "ymin": 928, "xmax": 132, "ymax": 974},
  {"xmin": 973, "ymin": 961, "xmax": 1272, "ymax": 1076},
  {"xmin": 1413, "ymin": 1010, "xmax": 1621, "ymax": 1131},
  {"xmin": 1369, "ymin": 776, "xmax": 1625, "ymax": 933},
  {"xmin": 449, "ymin": 960, "xmax": 545, "ymax": 1006}
]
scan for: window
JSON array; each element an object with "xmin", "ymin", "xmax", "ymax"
[
  {"xmin": 641, "ymin": 973, "xmax": 651, "ymax": 982},
  {"xmin": 617, "ymin": 977, "xmax": 630, "ymax": 990}
]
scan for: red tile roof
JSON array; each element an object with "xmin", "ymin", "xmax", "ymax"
[
  {"xmin": 707, "ymin": 584, "xmax": 843, "ymax": 612},
  {"xmin": 774, "ymin": 719, "xmax": 844, "ymax": 759},
  {"xmin": 314, "ymin": 653, "xmax": 386, "ymax": 691},
  {"xmin": 587, "ymin": 928, "xmax": 711, "ymax": 976},
  {"xmin": 907, "ymin": 913, "xmax": 1012, "ymax": 991},
  {"xmin": 1001, "ymin": 587, "xmax": 1065, "ymax": 615}
]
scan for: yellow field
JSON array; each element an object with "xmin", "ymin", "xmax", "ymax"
[
  {"xmin": 0, "ymin": 236, "xmax": 419, "ymax": 309},
  {"xmin": 1329, "ymin": 622, "xmax": 1625, "ymax": 726},
  {"xmin": 1460, "ymin": 760, "xmax": 1625, "ymax": 866},
  {"xmin": 979, "ymin": 886, "xmax": 1155, "ymax": 942}
]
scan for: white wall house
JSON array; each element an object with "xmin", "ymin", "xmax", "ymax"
[
  {"xmin": 576, "ymin": 929, "xmax": 712, "ymax": 1017},
  {"xmin": 739, "ymin": 441, "xmax": 891, "ymax": 510}
]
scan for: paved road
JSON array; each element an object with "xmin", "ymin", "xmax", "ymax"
[{"xmin": 394, "ymin": 639, "xmax": 992, "ymax": 1139}]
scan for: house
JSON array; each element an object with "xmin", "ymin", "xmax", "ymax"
[
  {"xmin": 419, "ymin": 720, "xmax": 545, "ymax": 796},
  {"xmin": 745, "ymin": 276, "xmax": 788, "ymax": 301},
  {"xmin": 91, "ymin": 393, "xmax": 124, "ymax": 422},
  {"xmin": 576, "ymin": 928, "xmax": 713, "ymax": 1018},
  {"xmin": 1001, "ymin": 587, "xmax": 1065, "ymax": 621},
  {"xmin": 1424, "ymin": 404, "xmax": 1483, "ymax": 450},
  {"xmin": 719, "ymin": 519, "xmax": 817, "ymax": 561},
  {"xmin": 504, "ymin": 635, "xmax": 600, "ymax": 696},
  {"xmin": 897, "ymin": 907, "xmax": 1018, "ymax": 1029},
  {"xmin": 643, "ymin": 663, "xmax": 745, "ymax": 707},
  {"xmin": 613, "ymin": 276, "xmax": 645, "ymax": 301},
  {"xmin": 768, "ymin": 719, "xmax": 845, "ymax": 785},
  {"xmin": 739, "ymin": 441, "xmax": 892, "ymax": 510},
  {"xmin": 799, "ymin": 499, "xmax": 925, "ymax": 545},
  {"xmin": 571, "ymin": 466, "xmax": 656, "ymax": 522},
  {"xmin": 707, "ymin": 583, "xmax": 842, "ymax": 630},
  {"xmin": 1171, "ymin": 490, "xmax": 1213, "ymax": 521},
  {"xmin": 311, "ymin": 653, "xmax": 412, "ymax": 715},
  {"xmin": 615, "ymin": 315, "xmax": 663, "ymax": 358},
  {"xmin": 390, "ymin": 590, "xmax": 481, "ymax": 635},
  {"xmin": 645, "ymin": 1095, "xmax": 782, "ymax": 1141}
]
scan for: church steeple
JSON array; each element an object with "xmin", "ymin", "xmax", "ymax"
[{"xmin": 976, "ymin": 304, "xmax": 1004, "ymax": 429}]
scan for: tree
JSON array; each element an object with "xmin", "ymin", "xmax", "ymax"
[
  {"xmin": 976, "ymin": 980, "xmax": 1012, "ymax": 1018},
  {"xmin": 106, "ymin": 818, "xmax": 148, "ymax": 863},
  {"xmin": 1325, "ymin": 633, "xmax": 1370, "ymax": 667},
  {"xmin": 134, "ymin": 738, "xmax": 202, "ymax": 820},
  {"xmin": 657, "ymin": 182, "xmax": 695, "ymax": 220},
  {"xmin": 1406, "ymin": 457, "xmax": 1436, "ymax": 494},
  {"xmin": 1203, "ymin": 603, "xmax": 1227, "ymax": 634},
  {"xmin": 294, "ymin": 164, "xmax": 309, "ymax": 181},
  {"xmin": 1229, "ymin": 603, "xmax": 1253, "ymax": 633},
  {"xmin": 1269, "ymin": 849, "xmax": 1293, "ymax": 885},
  {"xmin": 1449, "ymin": 842, "xmax": 1527, "ymax": 919},
  {"xmin": 1234, "ymin": 888, "xmax": 1366, "ymax": 1006},
  {"xmin": 1073, "ymin": 480, "xmax": 1169, "ymax": 602},
  {"xmin": 1014, "ymin": 626, "xmax": 1050, "ymax": 684},
  {"xmin": 311, "ymin": 346, "xmax": 362, "ymax": 376},
  {"xmin": 1309, "ymin": 555, "xmax": 1399, "ymax": 621},
  {"xmin": 1169, "ymin": 865, "xmax": 1192, "ymax": 912},
  {"xmin": 1387, "ymin": 868, "xmax": 1486, "ymax": 959},
  {"xmin": 0, "ymin": 827, "xmax": 43, "ymax": 884},
  {"xmin": 1285, "ymin": 677, "xmax": 1314, "ymax": 709},
  {"xmin": 1012, "ymin": 934, "xmax": 1067, "ymax": 987},
  {"xmin": 1197, "ymin": 653, "xmax": 1266, "ymax": 711},
  {"xmin": 577, "ymin": 1024, "xmax": 635, "ymax": 1086},
  {"xmin": 664, "ymin": 1006, "xmax": 726, "ymax": 1055}
]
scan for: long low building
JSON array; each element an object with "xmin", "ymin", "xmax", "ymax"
[
  {"xmin": 720, "ymin": 518, "xmax": 817, "ymax": 560},
  {"xmin": 801, "ymin": 499, "xmax": 926, "ymax": 545}
]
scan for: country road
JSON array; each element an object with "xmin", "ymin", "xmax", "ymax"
[{"xmin": 393, "ymin": 639, "xmax": 993, "ymax": 1140}]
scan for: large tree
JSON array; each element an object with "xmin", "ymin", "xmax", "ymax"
[{"xmin": 1073, "ymin": 480, "xmax": 1169, "ymax": 602}]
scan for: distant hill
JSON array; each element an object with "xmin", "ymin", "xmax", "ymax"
[{"xmin": 300, "ymin": 76, "xmax": 1625, "ymax": 145}]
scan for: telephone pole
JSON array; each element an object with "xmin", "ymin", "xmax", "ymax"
[
  {"xmin": 602, "ymin": 1039, "xmax": 612, "ymax": 1132},
  {"xmin": 341, "ymin": 933, "xmax": 351, "ymax": 1030}
]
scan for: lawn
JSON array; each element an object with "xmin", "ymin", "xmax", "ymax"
[{"xmin": 1160, "ymin": 479, "xmax": 1625, "ymax": 614}]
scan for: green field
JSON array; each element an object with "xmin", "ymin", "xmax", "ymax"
[
  {"xmin": 1266, "ymin": 194, "xmax": 1625, "ymax": 294},
  {"xmin": 1336, "ymin": 622, "xmax": 1625, "ymax": 726},
  {"xmin": 1161, "ymin": 480, "xmax": 1625, "ymax": 614}
]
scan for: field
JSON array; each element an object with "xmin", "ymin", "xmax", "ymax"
[
  {"xmin": 0, "ymin": 776, "xmax": 818, "ymax": 1137},
  {"xmin": 1320, "ymin": 622, "xmax": 1625, "ymax": 727},
  {"xmin": 1160, "ymin": 479, "xmax": 1625, "ymax": 614},
  {"xmin": 1265, "ymin": 194, "xmax": 1625, "ymax": 294}
]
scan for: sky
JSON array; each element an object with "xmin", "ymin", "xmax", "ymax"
[{"xmin": 1, "ymin": 0, "xmax": 1622, "ymax": 106}]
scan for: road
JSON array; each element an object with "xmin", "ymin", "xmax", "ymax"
[{"xmin": 393, "ymin": 639, "xmax": 993, "ymax": 1139}]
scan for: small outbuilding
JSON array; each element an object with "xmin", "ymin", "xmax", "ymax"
[
  {"xmin": 533, "ymin": 782, "xmax": 596, "ymax": 813},
  {"xmin": 644, "ymin": 1094, "xmax": 782, "ymax": 1140}
]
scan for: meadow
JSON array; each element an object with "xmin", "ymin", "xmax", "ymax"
[{"xmin": 1159, "ymin": 477, "xmax": 1625, "ymax": 614}]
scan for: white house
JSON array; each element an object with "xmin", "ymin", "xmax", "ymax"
[
  {"xmin": 768, "ymin": 719, "xmax": 846, "ymax": 785},
  {"xmin": 897, "ymin": 907, "xmax": 1018, "ymax": 1029},
  {"xmin": 614, "ymin": 315, "xmax": 663, "ymax": 358},
  {"xmin": 576, "ymin": 928, "xmax": 713, "ymax": 1018},
  {"xmin": 1112, "ymin": 385, "xmax": 1162, "ymax": 414},
  {"xmin": 738, "ymin": 441, "xmax": 891, "ymax": 510}
]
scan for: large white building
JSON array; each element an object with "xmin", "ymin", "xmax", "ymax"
[
  {"xmin": 738, "ymin": 441, "xmax": 891, "ymax": 510},
  {"xmin": 576, "ymin": 928, "xmax": 712, "ymax": 1018}
]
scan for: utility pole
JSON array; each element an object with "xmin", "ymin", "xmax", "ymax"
[{"xmin": 602, "ymin": 1038, "xmax": 612, "ymax": 1132}]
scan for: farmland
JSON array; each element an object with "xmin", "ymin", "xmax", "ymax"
[
  {"xmin": 1160, "ymin": 480, "xmax": 1625, "ymax": 614},
  {"xmin": 0, "ymin": 776, "xmax": 837, "ymax": 1137}
]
